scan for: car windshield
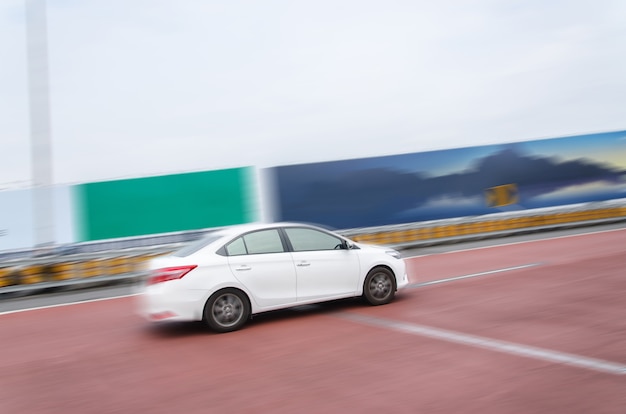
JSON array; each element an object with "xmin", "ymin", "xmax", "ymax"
[{"xmin": 172, "ymin": 233, "xmax": 224, "ymax": 257}]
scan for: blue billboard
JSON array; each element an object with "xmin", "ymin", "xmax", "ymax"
[{"xmin": 270, "ymin": 131, "xmax": 626, "ymax": 229}]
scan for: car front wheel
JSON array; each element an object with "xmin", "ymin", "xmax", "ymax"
[
  {"xmin": 204, "ymin": 288, "xmax": 250, "ymax": 333},
  {"xmin": 363, "ymin": 267, "xmax": 396, "ymax": 305}
]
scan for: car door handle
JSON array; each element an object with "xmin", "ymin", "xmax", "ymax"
[
  {"xmin": 296, "ymin": 262, "xmax": 310, "ymax": 267},
  {"xmin": 235, "ymin": 265, "xmax": 251, "ymax": 271}
]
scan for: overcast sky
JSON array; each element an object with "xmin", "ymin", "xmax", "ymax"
[{"xmin": 1, "ymin": 0, "xmax": 625, "ymax": 188}]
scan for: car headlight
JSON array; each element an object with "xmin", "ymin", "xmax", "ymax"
[{"xmin": 385, "ymin": 249, "xmax": 402, "ymax": 259}]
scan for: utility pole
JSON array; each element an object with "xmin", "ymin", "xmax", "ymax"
[{"xmin": 26, "ymin": 0, "xmax": 55, "ymax": 248}]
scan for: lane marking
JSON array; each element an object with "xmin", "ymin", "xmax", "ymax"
[
  {"xmin": 407, "ymin": 263, "xmax": 541, "ymax": 288},
  {"xmin": 0, "ymin": 264, "xmax": 541, "ymax": 315},
  {"xmin": 0, "ymin": 293, "xmax": 138, "ymax": 316},
  {"xmin": 3, "ymin": 228, "xmax": 622, "ymax": 314},
  {"xmin": 339, "ymin": 313, "xmax": 626, "ymax": 376},
  {"xmin": 403, "ymin": 227, "xmax": 626, "ymax": 259}
]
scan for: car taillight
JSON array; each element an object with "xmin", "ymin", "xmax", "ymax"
[{"xmin": 148, "ymin": 265, "xmax": 197, "ymax": 285}]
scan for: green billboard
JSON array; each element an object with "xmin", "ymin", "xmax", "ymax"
[{"xmin": 75, "ymin": 167, "xmax": 255, "ymax": 241}]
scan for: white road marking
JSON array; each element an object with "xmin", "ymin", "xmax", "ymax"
[
  {"xmin": 340, "ymin": 313, "xmax": 626, "ymax": 376},
  {"xmin": 0, "ymin": 294, "xmax": 138, "ymax": 316},
  {"xmin": 408, "ymin": 263, "xmax": 542, "ymax": 288}
]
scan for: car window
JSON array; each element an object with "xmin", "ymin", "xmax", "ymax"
[
  {"xmin": 285, "ymin": 227, "xmax": 342, "ymax": 252},
  {"xmin": 225, "ymin": 237, "xmax": 247, "ymax": 256},
  {"xmin": 225, "ymin": 229, "xmax": 285, "ymax": 255},
  {"xmin": 172, "ymin": 233, "xmax": 223, "ymax": 257}
]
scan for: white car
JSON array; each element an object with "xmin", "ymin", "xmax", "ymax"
[{"xmin": 138, "ymin": 222, "xmax": 408, "ymax": 332}]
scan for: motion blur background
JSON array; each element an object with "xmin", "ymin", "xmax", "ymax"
[
  {"xmin": 2, "ymin": 4, "xmax": 626, "ymax": 412},
  {"xmin": 1, "ymin": 0, "xmax": 626, "ymax": 251}
]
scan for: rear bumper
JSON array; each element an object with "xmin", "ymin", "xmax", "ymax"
[{"xmin": 137, "ymin": 284, "xmax": 205, "ymax": 322}]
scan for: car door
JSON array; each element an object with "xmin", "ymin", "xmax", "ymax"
[
  {"xmin": 226, "ymin": 229, "xmax": 297, "ymax": 309},
  {"xmin": 284, "ymin": 227, "xmax": 361, "ymax": 302}
]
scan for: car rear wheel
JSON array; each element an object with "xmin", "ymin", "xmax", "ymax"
[
  {"xmin": 204, "ymin": 289, "xmax": 250, "ymax": 333},
  {"xmin": 363, "ymin": 267, "xmax": 396, "ymax": 305}
]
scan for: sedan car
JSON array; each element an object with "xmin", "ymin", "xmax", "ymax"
[{"xmin": 138, "ymin": 222, "xmax": 408, "ymax": 332}]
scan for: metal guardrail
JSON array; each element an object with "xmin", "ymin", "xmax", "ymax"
[
  {"xmin": 0, "ymin": 271, "xmax": 148, "ymax": 295},
  {"xmin": 342, "ymin": 199, "xmax": 626, "ymax": 247},
  {"xmin": 0, "ymin": 248, "xmax": 173, "ymax": 295},
  {"xmin": 1, "ymin": 198, "xmax": 625, "ymax": 297},
  {"xmin": 0, "ymin": 228, "xmax": 211, "ymax": 261}
]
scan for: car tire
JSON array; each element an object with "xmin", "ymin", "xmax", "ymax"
[
  {"xmin": 363, "ymin": 267, "xmax": 396, "ymax": 305},
  {"xmin": 204, "ymin": 288, "xmax": 250, "ymax": 333}
]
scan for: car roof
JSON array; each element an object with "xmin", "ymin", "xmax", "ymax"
[
  {"xmin": 215, "ymin": 222, "xmax": 328, "ymax": 236},
  {"xmin": 171, "ymin": 222, "xmax": 342, "ymax": 258}
]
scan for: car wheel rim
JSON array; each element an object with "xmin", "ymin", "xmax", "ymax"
[
  {"xmin": 369, "ymin": 273, "xmax": 392, "ymax": 299},
  {"xmin": 212, "ymin": 293, "xmax": 244, "ymax": 327}
]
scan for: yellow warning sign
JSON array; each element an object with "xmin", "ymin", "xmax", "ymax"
[{"xmin": 485, "ymin": 184, "xmax": 518, "ymax": 207}]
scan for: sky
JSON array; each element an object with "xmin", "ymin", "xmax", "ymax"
[{"xmin": 1, "ymin": 0, "xmax": 626, "ymax": 189}]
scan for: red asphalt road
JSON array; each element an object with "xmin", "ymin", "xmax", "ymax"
[{"xmin": 1, "ymin": 229, "xmax": 625, "ymax": 413}]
